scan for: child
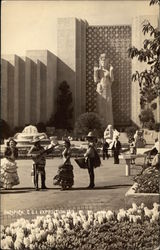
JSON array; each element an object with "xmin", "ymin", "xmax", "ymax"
[
  {"xmin": 129, "ymin": 138, "xmax": 137, "ymax": 164},
  {"xmin": 102, "ymin": 139, "xmax": 109, "ymax": 160},
  {"xmin": 111, "ymin": 136, "xmax": 121, "ymax": 164}
]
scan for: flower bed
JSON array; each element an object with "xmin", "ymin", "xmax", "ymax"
[
  {"xmin": 1, "ymin": 204, "xmax": 160, "ymax": 250},
  {"xmin": 133, "ymin": 166, "xmax": 159, "ymax": 194}
]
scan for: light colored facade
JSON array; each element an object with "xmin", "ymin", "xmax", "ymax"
[{"xmin": 1, "ymin": 14, "xmax": 159, "ymax": 128}]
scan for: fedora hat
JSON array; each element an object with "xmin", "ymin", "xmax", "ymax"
[{"xmin": 86, "ymin": 131, "xmax": 96, "ymax": 138}]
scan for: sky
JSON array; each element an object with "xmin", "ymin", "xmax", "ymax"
[{"xmin": 1, "ymin": 0, "xmax": 159, "ymax": 56}]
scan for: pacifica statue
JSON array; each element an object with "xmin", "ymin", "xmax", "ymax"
[{"xmin": 94, "ymin": 53, "xmax": 114, "ymax": 126}]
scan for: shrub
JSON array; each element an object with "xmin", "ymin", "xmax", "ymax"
[
  {"xmin": 36, "ymin": 122, "xmax": 46, "ymax": 133},
  {"xmin": 151, "ymin": 102, "xmax": 157, "ymax": 110},
  {"xmin": 139, "ymin": 109, "xmax": 155, "ymax": 128},
  {"xmin": 133, "ymin": 166, "xmax": 160, "ymax": 193},
  {"xmin": 0, "ymin": 119, "xmax": 12, "ymax": 141},
  {"xmin": 74, "ymin": 112, "xmax": 104, "ymax": 138},
  {"xmin": 125, "ymin": 126, "xmax": 138, "ymax": 140},
  {"xmin": 154, "ymin": 123, "xmax": 160, "ymax": 132}
]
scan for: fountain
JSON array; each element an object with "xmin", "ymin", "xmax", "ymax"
[{"xmin": 1, "ymin": 125, "xmax": 50, "ymax": 157}]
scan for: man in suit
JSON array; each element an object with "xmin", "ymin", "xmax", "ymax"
[{"xmin": 111, "ymin": 135, "xmax": 121, "ymax": 164}]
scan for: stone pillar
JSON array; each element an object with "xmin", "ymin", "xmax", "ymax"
[
  {"xmin": 1, "ymin": 59, "xmax": 9, "ymax": 123},
  {"xmin": 131, "ymin": 15, "xmax": 158, "ymax": 127},
  {"xmin": 1, "ymin": 55, "xmax": 15, "ymax": 127},
  {"xmin": 26, "ymin": 50, "xmax": 57, "ymax": 124},
  {"xmin": 14, "ymin": 56, "xmax": 25, "ymax": 127},
  {"xmin": 46, "ymin": 51, "xmax": 57, "ymax": 122}
]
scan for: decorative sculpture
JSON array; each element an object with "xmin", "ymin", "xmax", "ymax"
[{"xmin": 94, "ymin": 53, "xmax": 114, "ymax": 125}]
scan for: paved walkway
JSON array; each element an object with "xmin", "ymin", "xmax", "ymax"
[{"xmin": 1, "ymin": 157, "xmax": 143, "ymax": 217}]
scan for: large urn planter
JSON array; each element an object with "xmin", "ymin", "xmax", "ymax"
[{"xmin": 125, "ymin": 183, "xmax": 160, "ymax": 209}]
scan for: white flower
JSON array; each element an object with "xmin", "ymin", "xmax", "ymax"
[
  {"xmin": 47, "ymin": 234, "xmax": 55, "ymax": 246},
  {"xmin": 87, "ymin": 210, "xmax": 94, "ymax": 217},
  {"xmin": 79, "ymin": 210, "xmax": 85, "ymax": 217},
  {"xmin": 54, "ymin": 211, "xmax": 60, "ymax": 219},
  {"xmin": 144, "ymin": 207, "xmax": 153, "ymax": 218},
  {"xmin": 57, "ymin": 227, "xmax": 64, "ymax": 236},
  {"xmin": 5, "ymin": 226, "xmax": 12, "ymax": 235},
  {"xmin": 29, "ymin": 232, "xmax": 36, "ymax": 243},
  {"xmin": 29, "ymin": 243, "xmax": 35, "ymax": 250},
  {"xmin": 93, "ymin": 220, "xmax": 99, "ymax": 227},
  {"xmin": 106, "ymin": 210, "xmax": 114, "ymax": 221},
  {"xmin": 151, "ymin": 211, "xmax": 159, "ymax": 222},
  {"xmin": 65, "ymin": 223, "xmax": 70, "ymax": 231},
  {"xmin": 117, "ymin": 209, "xmax": 127, "ymax": 222},
  {"xmin": 2, "ymin": 236, "xmax": 13, "ymax": 249},
  {"xmin": 132, "ymin": 203, "xmax": 138, "ymax": 210},
  {"xmin": 153, "ymin": 203, "xmax": 160, "ymax": 212},
  {"xmin": 48, "ymin": 222, "xmax": 54, "ymax": 231},
  {"xmin": 23, "ymin": 237, "xmax": 30, "ymax": 248},
  {"xmin": 14, "ymin": 239, "xmax": 23, "ymax": 250},
  {"xmin": 1, "ymin": 225, "xmax": 5, "ymax": 233},
  {"xmin": 140, "ymin": 203, "xmax": 145, "ymax": 209},
  {"xmin": 82, "ymin": 221, "xmax": 90, "ymax": 230}
]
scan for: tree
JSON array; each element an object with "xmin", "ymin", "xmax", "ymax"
[
  {"xmin": 36, "ymin": 122, "xmax": 46, "ymax": 132},
  {"xmin": 48, "ymin": 81, "xmax": 73, "ymax": 130},
  {"xmin": 139, "ymin": 108, "xmax": 155, "ymax": 128},
  {"xmin": 128, "ymin": 0, "xmax": 160, "ymax": 111},
  {"xmin": 74, "ymin": 112, "xmax": 103, "ymax": 137},
  {"xmin": 0, "ymin": 119, "xmax": 11, "ymax": 141}
]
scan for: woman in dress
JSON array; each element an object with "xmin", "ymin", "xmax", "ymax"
[
  {"xmin": 0, "ymin": 138, "xmax": 20, "ymax": 189},
  {"xmin": 53, "ymin": 139, "xmax": 74, "ymax": 190}
]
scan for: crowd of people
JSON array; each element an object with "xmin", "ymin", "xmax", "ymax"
[{"xmin": 0, "ymin": 125, "xmax": 159, "ymax": 191}]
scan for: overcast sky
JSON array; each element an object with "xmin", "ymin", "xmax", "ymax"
[{"xmin": 1, "ymin": 1, "xmax": 159, "ymax": 56}]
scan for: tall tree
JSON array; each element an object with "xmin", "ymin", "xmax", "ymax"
[
  {"xmin": 128, "ymin": 0, "xmax": 160, "ymax": 111},
  {"xmin": 54, "ymin": 81, "xmax": 73, "ymax": 130}
]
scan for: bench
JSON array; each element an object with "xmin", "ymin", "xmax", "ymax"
[{"xmin": 119, "ymin": 154, "xmax": 147, "ymax": 176}]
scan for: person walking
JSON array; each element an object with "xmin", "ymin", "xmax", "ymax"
[
  {"xmin": 0, "ymin": 138, "xmax": 20, "ymax": 189},
  {"xmin": 28, "ymin": 136, "xmax": 47, "ymax": 191},
  {"xmin": 111, "ymin": 135, "xmax": 122, "ymax": 164}
]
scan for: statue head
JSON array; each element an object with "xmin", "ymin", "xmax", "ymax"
[{"xmin": 99, "ymin": 53, "xmax": 109, "ymax": 69}]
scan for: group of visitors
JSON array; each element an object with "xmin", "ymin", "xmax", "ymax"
[{"xmin": 1, "ymin": 127, "xmax": 159, "ymax": 191}]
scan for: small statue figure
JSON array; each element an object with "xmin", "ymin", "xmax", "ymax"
[{"xmin": 94, "ymin": 53, "xmax": 114, "ymax": 126}]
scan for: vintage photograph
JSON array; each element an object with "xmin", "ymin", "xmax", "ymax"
[{"xmin": 1, "ymin": 0, "xmax": 160, "ymax": 249}]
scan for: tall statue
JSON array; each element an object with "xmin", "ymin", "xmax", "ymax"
[{"xmin": 94, "ymin": 53, "xmax": 114, "ymax": 126}]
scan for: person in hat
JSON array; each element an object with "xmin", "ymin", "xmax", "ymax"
[
  {"xmin": 111, "ymin": 135, "xmax": 122, "ymax": 164},
  {"xmin": 53, "ymin": 138, "xmax": 74, "ymax": 190},
  {"xmin": 84, "ymin": 131, "xmax": 98, "ymax": 188},
  {"xmin": 28, "ymin": 136, "xmax": 47, "ymax": 190},
  {"xmin": 0, "ymin": 138, "xmax": 20, "ymax": 189}
]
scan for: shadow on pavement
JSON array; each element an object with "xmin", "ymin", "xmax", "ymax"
[
  {"xmin": 49, "ymin": 184, "xmax": 132, "ymax": 191},
  {"xmin": 0, "ymin": 187, "xmax": 35, "ymax": 194}
]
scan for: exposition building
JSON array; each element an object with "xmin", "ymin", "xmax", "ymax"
[{"xmin": 1, "ymin": 14, "xmax": 159, "ymax": 129}]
